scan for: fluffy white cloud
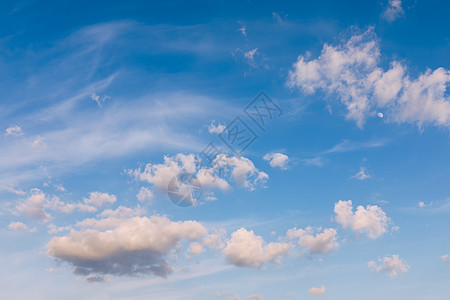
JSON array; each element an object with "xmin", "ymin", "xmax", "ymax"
[
  {"xmin": 334, "ymin": 200, "xmax": 389, "ymax": 239},
  {"xmin": 263, "ymin": 153, "xmax": 289, "ymax": 169},
  {"xmin": 5, "ymin": 125, "xmax": 23, "ymax": 136},
  {"xmin": 14, "ymin": 188, "xmax": 75, "ymax": 222},
  {"xmin": 47, "ymin": 214, "xmax": 208, "ymax": 278},
  {"xmin": 287, "ymin": 227, "xmax": 338, "ymax": 254},
  {"xmin": 368, "ymin": 254, "xmax": 409, "ymax": 277},
  {"xmin": 8, "ymin": 221, "xmax": 35, "ymax": 232},
  {"xmin": 83, "ymin": 192, "xmax": 116, "ymax": 207},
  {"xmin": 129, "ymin": 153, "xmax": 268, "ymax": 205},
  {"xmin": 223, "ymin": 228, "xmax": 291, "ymax": 268},
  {"xmin": 352, "ymin": 167, "xmax": 371, "ymax": 180},
  {"xmin": 310, "ymin": 285, "xmax": 326, "ymax": 296},
  {"xmin": 288, "ymin": 28, "xmax": 450, "ymax": 128},
  {"xmin": 383, "ymin": 0, "xmax": 404, "ymax": 22},
  {"xmin": 136, "ymin": 187, "xmax": 154, "ymax": 203},
  {"xmin": 208, "ymin": 121, "xmax": 226, "ymax": 134}
]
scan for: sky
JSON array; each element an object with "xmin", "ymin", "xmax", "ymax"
[{"xmin": 0, "ymin": 0, "xmax": 449, "ymax": 299}]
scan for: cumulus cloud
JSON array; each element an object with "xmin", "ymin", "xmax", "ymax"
[
  {"xmin": 352, "ymin": 167, "xmax": 371, "ymax": 180},
  {"xmin": 128, "ymin": 153, "xmax": 268, "ymax": 205},
  {"xmin": 263, "ymin": 153, "xmax": 289, "ymax": 169},
  {"xmin": 14, "ymin": 189, "xmax": 75, "ymax": 222},
  {"xmin": 383, "ymin": 0, "xmax": 404, "ymax": 22},
  {"xmin": 288, "ymin": 28, "xmax": 450, "ymax": 128},
  {"xmin": 287, "ymin": 227, "xmax": 338, "ymax": 255},
  {"xmin": 8, "ymin": 221, "xmax": 36, "ymax": 232},
  {"xmin": 223, "ymin": 228, "xmax": 291, "ymax": 268},
  {"xmin": 334, "ymin": 200, "xmax": 389, "ymax": 239},
  {"xmin": 136, "ymin": 187, "xmax": 154, "ymax": 203},
  {"xmin": 83, "ymin": 192, "xmax": 116, "ymax": 208},
  {"xmin": 47, "ymin": 214, "xmax": 208, "ymax": 278},
  {"xmin": 310, "ymin": 285, "xmax": 326, "ymax": 296},
  {"xmin": 5, "ymin": 125, "xmax": 23, "ymax": 136},
  {"xmin": 368, "ymin": 254, "xmax": 409, "ymax": 277},
  {"xmin": 208, "ymin": 121, "xmax": 226, "ymax": 134}
]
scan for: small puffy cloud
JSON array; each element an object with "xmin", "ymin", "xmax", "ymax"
[
  {"xmin": 47, "ymin": 215, "xmax": 208, "ymax": 278},
  {"xmin": 244, "ymin": 48, "xmax": 258, "ymax": 61},
  {"xmin": 30, "ymin": 136, "xmax": 46, "ymax": 148},
  {"xmin": 352, "ymin": 167, "xmax": 371, "ymax": 180},
  {"xmin": 8, "ymin": 221, "xmax": 35, "ymax": 232},
  {"xmin": 5, "ymin": 125, "xmax": 23, "ymax": 136},
  {"xmin": 223, "ymin": 228, "xmax": 291, "ymax": 268},
  {"xmin": 310, "ymin": 285, "xmax": 326, "ymax": 296},
  {"xmin": 263, "ymin": 153, "xmax": 289, "ymax": 169},
  {"xmin": 287, "ymin": 227, "xmax": 338, "ymax": 255},
  {"xmin": 129, "ymin": 153, "xmax": 268, "ymax": 204},
  {"xmin": 288, "ymin": 28, "xmax": 450, "ymax": 128},
  {"xmin": 368, "ymin": 254, "xmax": 409, "ymax": 277},
  {"xmin": 383, "ymin": 0, "xmax": 404, "ymax": 22},
  {"xmin": 83, "ymin": 192, "xmax": 116, "ymax": 208},
  {"xmin": 136, "ymin": 187, "xmax": 154, "ymax": 203},
  {"xmin": 208, "ymin": 121, "xmax": 226, "ymax": 134},
  {"xmin": 238, "ymin": 24, "xmax": 247, "ymax": 36},
  {"xmin": 441, "ymin": 255, "xmax": 450, "ymax": 263},
  {"xmin": 334, "ymin": 200, "xmax": 389, "ymax": 239},
  {"xmin": 14, "ymin": 189, "xmax": 75, "ymax": 222}
]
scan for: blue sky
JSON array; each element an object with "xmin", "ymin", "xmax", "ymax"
[{"xmin": 0, "ymin": 0, "xmax": 449, "ymax": 299}]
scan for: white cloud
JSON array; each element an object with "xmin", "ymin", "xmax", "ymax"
[
  {"xmin": 223, "ymin": 228, "xmax": 291, "ymax": 268},
  {"xmin": 368, "ymin": 254, "xmax": 409, "ymax": 277},
  {"xmin": 47, "ymin": 214, "xmax": 208, "ymax": 278},
  {"xmin": 238, "ymin": 25, "xmax": 247, "ymax": 36},
  {"xmin": 136, "ymin": 187, "xmax": 154, "ymax": 203},
  {"xmin": 334, "ymin": 200, "xmax": 389, "ymax": 239},
  {"xmin": 287, "ymin": 227, "xmax": 338, "ymax": 255},
  {"xmin": 352, "ymin": 167, "xmax": 371, "ymax": 180},
  {"xmin": 383, "ymin": 0, "xmax": 404, "ymax": 22},
  {"xmin": 83, "ymin": 192, "xmax": 116, "ymax": 208},
  {"xmin": 441, "ymin": 254, "xmax": 450, "ymax": 263},
  {"xmin": 14, "ymin": 188, "xmax": 75, "ymax": 222},
  {"xmin": 5, "ymin": 125, "xmax": 23, "ymax": 136},
  {"xmin": 309, "ymin": 285, "xmax": 326, "ymax": 296},
  {"xmin": 288, "ymin": 28, "xmax": 450, "ymax": 128},
  {"xmin": 263, "ymin": 153, "xmax": 289, "ymax": 169},
  {"xmin": 208, "ymin": 121, "xmax": 226, "ymax": 134},
  {"xmin": 129, "ymin": 153, "xmax": 267, "ymax": 205},
  {"xmin": 8, "ymin": 221, "xmax": 35, "ymax": 232},
  {"xmin": 244, "ymin": 48, "xmax": 258, "ymax": 61}
]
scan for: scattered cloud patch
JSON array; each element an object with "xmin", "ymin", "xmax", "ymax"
[
  {"xmin": 5, "ymin": 125, "xmax": 23, "ymax": 136},
  {"xmin": 136, "ymin": 187, "xmax": 154, "ymax": 203},
  {"xmin": 8, "ymin": 221, "xmax": 35, "ymax": 232},
  {"xmin": 208, "ymin": 121, "xmax": 226, "ymax": 134},
  {"xmin": 352, "ymin": 167, "xmax": 371, "ymax": 180},
  {"xmin": 334, "ymin": 200, "xmax": 389, "ymax": 239},
  {"xmin": 263, "ymin": 153, "xmax": 289, "ymax": 169},
  {"xmin": 368, "ymin": 254, "xmax": 409, "ymax": 277},
  {"xmin": 223, "ymin": 228, "xmax": 291, "ymax": 268},
  {"xmin": 287, "ymin": 227, "xmax": 338, "ymax": 255},
  {"xmin": 383, "ymin": 0, "xmax": 404, "ymax": 22},
  {"xmin": 441, "ymin": 254, "xmax": 450, "ymax": 263},
  {"xmin": 310, "ymin": 285, "xmax": 326, "ymax": 296},
  {"xmin": 288, "ymin": 28, "xmax": 450, "ymax": 128}
]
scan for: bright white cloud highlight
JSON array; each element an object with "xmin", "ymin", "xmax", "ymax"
[
  {"xmin": 334, "ymin": 200, "xmax": 389, "ymax": 239},
  {"xmin": 223, "ymin": 228, "xmax": 291, "ymax": 268},
  {"xmin": 208, "ymin": 121, "xmax": 226, "ymax": 134},
  {"xmin": 288, "ymin": 28, "xmax": 450, "ymax": 128},
  {"xmin": 287, "ymin": 227, "xmax": 338, "ymax": 254},
  {"xmin": 368, "ymin": 254, "xmax": 409, "ymax": 277},
  {"xmin": 263, "ymin": 153, "xmax": 289, "ymax": 169}
]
